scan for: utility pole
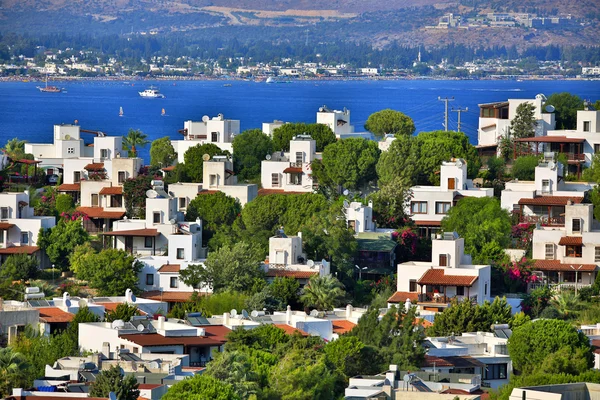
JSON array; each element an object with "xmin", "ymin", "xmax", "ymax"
[
  {"xmin": 438, "ymin": 97, "xmax": 455, "ymax": 131},
  {"xmin": 452, "ymin": 107, "xmax": 468, "ymax": 132}
]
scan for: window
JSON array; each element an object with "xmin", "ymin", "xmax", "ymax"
[
  {"xmin": 541, "ymin": 179, "xmax": 550, "ymax": 193},
  {"xmin": 595, "ymin": 144, "xmax": 600, "ymax": 154},
  {"xmin": 209, "ymin": 174, "xmax": 217, "ymax": 187},
  {"xmin": 484, "ymin": 283, "xmax": 488, "ymax": 296},
  {"xmin": 271, "ymin": 173, "xmax": 280, "ymax": 187},
  {"xmin": 211, "ymin": 132, "xmax": 218, "ymax": 142},
  {"xmin": 545, "ymin": 244, "xmax": 555, "ymax": 260},
  {"xmin": 153, "ymin": 212, "xmax": 161, "ymax": 224},
  {"xmin": 118, "ymin": 171, "xmax": 126, "ymax": 184},
  {"xmin": 176, "ymin": 248, "xmax": 185, "ymax": 259},
  {"xmin": 0, "ymin": 233, "xmax": 4, "ymax": 244},
  {"xmin": 73, "ymin": 171, "xmax": 81, "ymax": 183},
  {"xmin": 409, "ymin": 280, "xmax": 417, "ymax": 292},
  {"xmin": 572, "ymin": 218, "xmax": 581, "ymax": 233},
  {"xmin": 67, "ymin": 147, "xmax": 74, "ymax": 154},
  {"xmin": 0, "ymin": 207, "xmax": 8, "ymax": 219},
  {"xmin": 290, "ymin": 173, "xmax": 302, "ymax": 185},
  {"xmin": 596, "ymin": 247, "xmax": 600, "ymax": 262},
  {"xmin": 295, "ymin": 152, "xmax": 303, "ymax": 164},
  {"xmin": 435, "ymin": 202, "xmax": 451, "ymax": 214},
  {"xmin": 179, "ymin": 197, "xmax": 187, "ymax": 209},
  {"xmin": 91, "ymin": 194, "xmax": 99, "ymax": 207},
  {"xmin": 439, "ymin": 254, "xmax": 448, "ymax": 267},
  {"xmin": 144, "ymin": 237, "xmax": 153, "ymax": 248},
  {"xmin": 483, "ymin": 363, "xmax": 507, "ymax": 380},
  {"xmin": 584, "ymin": 121, "xmax": 591, "ymax": 132},
  {"xmin": 481, "ymin": 108, "xmax": 495, "ymax": 118},
  {"xmin": 411, "ymin": 201, "xmax": 427, "ymax": 214},
  {"xmin": 100, "ymin": 149, "xmax": 108, "ymax": 159},
  {"xmin": 21, "ymin": 232, "xmax": 28, "ymax": 245},
  {"xmin": 110, "ymin": 195, "xmax": 123, "ymax": 208},
  {"xmin": 566, "ymin": 245, "xmax": 583, "ymax": 258},
  {"xmin": 456, "ymin": 286, "xmax": 465, "ymax": 296},
  {"xmin": 170, "ymin": 277, "xmax": 178, "ymax": 288},
  {"xmin": 146, "ymin": 274, "xmax": 154, "ymax": 286}
]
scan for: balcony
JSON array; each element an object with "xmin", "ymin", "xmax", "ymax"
[
  {"xmin": 528, "ymin": 282, "xmax": 591, "ymax": 292},
  {"xmin": 520, "ymin": 215, "xmax": 565, "ymax": 226}
]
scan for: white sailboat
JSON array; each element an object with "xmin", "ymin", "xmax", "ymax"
[{"xmin": 119, "ymin": 106, "xmax": 124, "ymax": 117}]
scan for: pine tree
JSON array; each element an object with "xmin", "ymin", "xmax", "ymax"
[
  {"xmin": 89, "ymin": 365, "xmax": 139, "ymax": 400},
  {"xmin": 510, "ymin": 103, "xmax": 537, "ymax": 139}
]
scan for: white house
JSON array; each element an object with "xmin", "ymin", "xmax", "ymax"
[
  {"xmin": 261, "ymin": 135, "xmax": 319, "ymax": 193},
  {"xmin": 316, "ymin": 105, "xmax": 354, "ymax": 138},
  {"xmin": 408, "ymin": 159, "xmax": 493, "ymax": 237},
  {"xmin": 343, "ymin": 200, "xmax": 376, "ymax": 234},
  {"xmin": 262, "ymin": 120, "xmax": 287, "ymax": 136},
  {"xmin": 529, "ymin": 202, "xmax": 599, "ymax": 292},
  {"xmin": 389, "ymin": 232, "xmax": 491, "ymax": 315},
  {"xmin": 500, "ymin": 156, "xmax": 595, "ymax": 226},
  {"xmin": 173, "ymin": 114, "xmax": 240, "ymax": 163},
  {"xmin": 0, "ymin": 191, "xmax": 55, "ymax": 268}
]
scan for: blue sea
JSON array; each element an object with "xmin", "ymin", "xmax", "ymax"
[{"xmin": 2, "ymin": 79, "xmax": 600, "ymax": 163}]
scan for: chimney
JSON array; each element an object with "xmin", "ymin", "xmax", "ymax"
[
  {"xmin": 286, "ymin": 305, "xmax": 292, "ymax": 324},
  {"xmin": 297, "ymin": 232, "xmax": 302, "ymax": 240},
  {"xmin": 346, "ymin": 304, "xmax": 353, "ymax": 319},
  {"xmin": 102, "ymin": 342, "xmax": 110, "ymax": 359},
  {"xmin": 158, "ymin": 316, "xmax": 165, "ymax": 330},
  {"xmin": 223, "ymin": 312, "xmax": 230, "ymax": 326}
]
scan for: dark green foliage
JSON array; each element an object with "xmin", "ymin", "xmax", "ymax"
[
  {"xmin": 364, "ymin": 109, "xmax": 416, "ymax": 138},
  {"xmin": 520, "ymin": 285, "xmax": 553, "ymax": 318},
  {"xmin": 167, "ymin": 291, "xmax": 248, "ymax": 319},
  {"xmin": 507, "ymin": 319, "xmax": 593, "ymax": 375},
  {"xmin": 89, "ymin": 365, "xmax": 140, "ymax": 400},
  {"xmin": 300, "ymin": 275, "xmax": 346, "ymax": 311},
  {"xmin": 232, "ymin": 129, "xmax": 273, "ymax": 181},
  {"xmin": 269, "ymin": 277, "xmax": 301, "ymax": 308},
  {"xmin": 163, "ymin": 373, "xmax": 240, "ymax": 400},
  {"xmin": 55, "ymin": 194, "xmax": 74, "ymax": 214},
  {"xmin": 322, "ymin": 138, "xmax": 380, "ymax": 190},
  {"xmin": 150, "ymin": 136, "xmax": 177, "ymax": 167},
  {"xmin": 492, "ymin": 370, "xmax": 600, "ymax": 400},
  {"xmin": 376, "ymin": 134, "xmax": 417, "ymax": 187},
  {"xmin": 272, "ymin": 123, "xmax": 336, "ymax": 152},
  {"xmin": 123, "ymin": 174, "xmax": 152, "ymax": 219},
  {"xmin": 179, "ymin": 264, "xmax": 207, "ymax": 291},
  {"xmin": 67, "ymin": 306, "xmax": 100, "ymax": 344},
  {"xmin": 546, "ymin": 92, "xmax": 584, "ymax": 130},
  {"xmin": 183, "ymin": 143, "xmax": 228, "ymax": 182},
  {"xmin": 0, "ymin": 253, "xmax": 38, "ymax": 281},
  {"xmin": 185, "ymin": 191, "xmax": 241, "ymax": 232},
  {"xmin": 0, "ymin": 347, "xmax": 29, "ymax": 397},
  {"xmin": 37, "ymin": 219, "xmax": 89, "ymax": 271},
  {"xmin": 440, "ymin": 197, "xmax": 512, "ymax": 263},
  {"xmin": 512, "ymin": 155, "xmax": 539, "ymax": 181},
  {"xmin": 428, "ymin": 297, "xmax": 513, "ymax": 337},
  {"xmin": 122, "ymin": 129, "xmax": 149, "ymax": 158},
  {"xmin": 203, "ymin": 242, "xmax": 265, "ymax": 293},
  {"xmin": 105, "ymin": 303, "xmax": 139, "ymax": 323},
  {"xmin": 510, "ymin": 102, "xmax": 537, "ymax": 138},
  {"xmin": 225, "ymin": 324, "xmax": 290, "ymax": 352},
  {"xmin": 324, "ymin": 336, "xmax": 382, "ymax": 377}
]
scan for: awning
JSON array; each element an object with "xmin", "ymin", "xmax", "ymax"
[
  {"xmin": 514, "ymin": 136, "xmax": 585, "ymax": 144},
  {"xmin": 558, "ymin": 236, "xmax": 583, "ymax": 246},
  {"xmin": 418, "ymin": 269, "xmax": 478, "ymax": 287},
  {"xmin": 99, "ymin": 186, "xmax": 123, "ymax": 195},
  {"xmin": 84, "ymin": 163, "xmax": 105, "ymax": 171},
  {"xmin": 58, "ymin": 183, "xmax": 81, "ymax": 192},
  {"xmin": 532, "ymin": 260, "xmax": 596, "ymax": 272},
  {"xmin": 103, "ymin": 228, "xmax": 159, "ymax": 237},
  {"xmin": 77, "ymin": 207, "xmax": 125, "ymax": 219},
  {"xmin": 518, "ymin": 196, "xmax": 583, "ymax": 206},
  {"xmin": 0, "ymin": 223, "xmax": 15, "ymax": 230},
  {"xmin": 283, "ymin": 167, "xmax": 303, "ymax": 174}
]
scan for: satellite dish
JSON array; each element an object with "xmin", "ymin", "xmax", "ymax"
[
  {"xmin": 202, "ymin": 115, "xmax": 209, "ymax": 123},
  {"xmin": 137, "ymin": 324, "xmax": 145, "ymax": 332},
  {"xmin": 343, "ymin": 200, "xmax": 349, "ymax": 208},
  {"xmin": 251, "ymin": 310, "xmax": 259, "ymax": 318},
  {"xmin": 78, "ymin": 299, "xmax": 87, "ymax": 308},
  {"xmin": 545, "ymin": 104, "xmax": 555, "ymax": 113},
  {"xmin": 230, "ymin": 309, "xmax": 238, "ymax": 317},
  {"xmin": 65, "ymin": 298, "xmax": 72, "ymax": 307},
  {"xmin": 111, "ymin": 320, "xmax": 125, "ymax": 330},
  {"xmin": 202, "ymin": 154, "xmax": 210, "ymax": 161},
  {"xmin": 146, "ymin": 189, "xmax": 158, "ymax": 199},
  {"xmin": 65, "ymin": 134, "xmax": 71, "ymax": 140},
  {"xmin": 456, "ymin": 159, "xmax": 463, "ymax": 168},
  {"xmin": 130, "ymin": 294, "xmax": 137, "ymax": 303},
  {"xmin": 310, "ymin": 309, "xmax": 319, "ymax": 317},
  {"xmin": 343, "ymin": 189, "xmax": 349, "ymax": 196},
  {"xmin": 307, "ymin": 260, "xmax": 315, "ymax": 268},
  {"xmin": 265, "ymin": 154, "xmax": 272, "ymax": 161},
  {"xmin": 548, "ymin": 161, "xmax": 556, "ymax": 170},
  {"xmin": 241, "ymin": 310, "xmax": 249, "ymax": 319},
  {"xmin": 109, "ymin": 393, "xmax": 117, "ymax": 400},
  {"xmin": 169, "ymin": 218, "xmax": 177, "ymax": 225}
]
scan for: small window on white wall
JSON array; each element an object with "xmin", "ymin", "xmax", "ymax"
[
  {"xmin": 21, "ymin": 232, "xmax": 28, "ymax": 245},
  {"xmin": 545, "ymin": 244, "xmax": 554, "ymax": 260},
  {"xmin": 67, "ymin": 147, "xmax": 75, "ymax": 154}
]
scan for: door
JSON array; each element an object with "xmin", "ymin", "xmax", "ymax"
[
  {"xmin": 125, "ymin": 237, "xmax": 133, "ymax": 253},
  {"xmin": 448, "ymin": 178, "xmax": 455, "ymax": 190}
]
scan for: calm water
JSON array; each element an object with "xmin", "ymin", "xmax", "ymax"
[{"xmin": 2, "ymin": 79, "xmax": 600, "ymax": 163}]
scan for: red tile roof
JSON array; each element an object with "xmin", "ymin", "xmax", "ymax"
[
  {"xmin": 283, "ymin": 167, "xmax": 303, "ymax": 174},
  {"xmin": 138, "ymin": 384, "xmax": 164, "ymax": 390},
  {"xmin": 38, "ymin": 307, "xmax": 75, "ymax": 323},
  {"xmin": 141, "ymin": 291, "xmax": 198, "ymax": 303},
  {"xmin": 265, "ymin": 270, "xmax": 318, "ymax": 279},
  {"xmin": 103, "ymin": 228, "xmax": 159, "ymax": 237},
  {"xmin": 331, "ymin": 320, "xmax": 356, "ymax": 335},
  {"xmin": 514, "ymin": 136, "xmax": 585, "ymax": 143},
  {"xmin": 158, "ymin": 264, "xmax": 181, "ymax": 273},
  {"xmin": 417, "ymin": 318, "xmax": 433, "ymax": 328},
  {"xmin": 197, "ymin": 190, "xmax": 220, "ymax": 195},
  {"xmin": 0, "ymin": 222, "xmax": 15, "ymax": 230},
  {"xmin": 418, "ymin": 269, "xmax": 478, "ymax": 287},
  {"xmin": 257, "ymin": 189, "xmax": 306, "ymax": 196},
  {"xmin": 0, "ymin": 245, "xmax": 39, "ymax": 255},
  {"xmin": 518, "ymin": 196, "xmax": 583, "ymax": 206},
  {"xmin": 57, "ymin": 183, "xmax": 81, "ymax": 191},
  {"xmin": 84, "ymin": 163, "xmax": 105, "ymax": 171},
  {"xmin": 273, "ymin": 324, "xmax": 309, "ymax": 336},
  {"xmin": 423, "ymin": 355, "xmax": 454, "ymax": 367},
  {"xmin": 387, "ymin": 291, "xmax": 419, "ymax": 303},
  {"xmin": 413, "ymin": 220, "xmax": 442, "ymax": 227},
  {"xmin": 99, "ymin": 186, "xmax": 123, "ymax": 195},
  {"xmin": 77, "ymin": 207, "xmax": 126, "ymax": 219},
  {"xmin": 558, "ymin": 236, "xmax": 583, "ymax": 246},
  {"xmin": 120, "ymin": 331, "xmax": 226, "ymax": 347},
  {"xmin": 16, "ymin": 159, "xmax": 42, "ymax": 165},
  {"xmin": 532, "ymin": 259, "xmax": 596, "ymax": 272}
]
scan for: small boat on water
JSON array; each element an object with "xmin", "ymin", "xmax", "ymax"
[
  {"xmin": 139, "ymin": 86, "xmax": 165, "ymax": 98},
  {"xmin": 266, "ymin": 77, "xmax": 276, "ymax": 84},
  {"xmin": 37, "ymin": 74, "xmax": 62, "ymax": 93},
  {"xmin": 161, "ymin": 108, "xmax": 166, "ymax": 116},
  {"xmin": 119, "ymin": 107, "xmax": 124, "ymax": 117},
  {"xmin": 223, "ymin": 83, "xmax": 232, "ymax": 87}
]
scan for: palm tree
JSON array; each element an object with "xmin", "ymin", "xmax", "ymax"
[
  {"xmin": 3, "ymin": 138, "xmax": 26, "ymax": 161},
  {"xmin": 550, "ymin": 291, "xmax": 580, "ymax": 319},
  {"xmin": 0, "ymin": 348, "xmax": 28, "ymax": 396},
  {"xmin": 123, "ymin": 129, "xmax": 149, "ymax": 157},
  {"xmin": 300, "ymin": 275, "xmax": 346, "ymax": 311}
]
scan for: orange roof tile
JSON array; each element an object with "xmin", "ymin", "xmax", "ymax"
[
  {"xmin": 519, "ymin": 196, "xmax": 583, "ymax": 206},
  {"xmin": 413, "ymin": 220, "xmax": 442, "ymax": 227},
  {"xmin": 158, "ymin": 264, "xmax": 181, "ymax": 273},
  {"xmin": 273, "ymin": 324, "xmax": 309, "ymax": 336},
  {"xmin": 103, "ymin": 228, "xmax": 159, "ymax": 237},
  {"xmin": 84, "ymin": 163, "xmax": 105, "ymax": 171},
  {"xmin": 283, "ymin": 167, "xmax": 303, "ymax": 174},
  {"xmin": 0, "ymin": 222, "xmax": 15, "ymax": 230},
  {"xmin": 99, "ymin": 186, "xmax": 123, "ymax": 195},
  {"xmin": 532, "ymin": 259, "xmax": 596, "ymax": 272},
  {"xmin": 331, "ymin": 320, "xmax": 356, "ymax": 335},
  {"xmin": 161, "ymin": 166, "xmax": 176, "ymax": 172},
  {"xmin": 57, "ymin": 183, "xmax": 81, "ymax": 191},
  {"xmin": 38, "ymin": 307, "xmax": 74, "ymax": 323},
  {"xmin": 514, "ymin": 136, "xmax": 585, "ymax": 144},
  {"xmin": 418, "ymin": 269, "xmax": 478, "ymax": 287},
  {"xmin": 265, "ymin": 270, "xmax": 318, "ymax": 279},
  {"xmin": 416, "ymin": 318, "xmax": 433, "ymax": 328},
  {"xmin": 140, "ymin": 291, "xmax": 198, "ymax": 303},
  {"xmin": 138, "ymin": 384, "xmax": 164, "ymax": 390},
  {"xmin": 77, "ymin": 207, "xmax": 126, "ymax": 219},
  {"xmin": 423, "ymin": 355, "xmax": 454, "ymax": 367},
  {"xmin": 0, "ymin": 245, "xmax": 39, "ymax": 255},
  {"xmin": 388, "ymin": 291, "xmax": 419, "ymax": 303},
  {"xmin": 558, "ymin": 236, "xmax": 583, "ymax": 246}
]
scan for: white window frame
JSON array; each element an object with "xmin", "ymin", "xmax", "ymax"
[
  {"xmin": 271, "ymin": 173, "xmax": 280, "ymax": 187},
  {"xmin": 100, "ymin": 149, "xmax": 109, "ymax": 159},
  {"xmin": 545, "ymin": 244, "xmax": 554, "ymax": 260},
  {"xmin": 67, "ymin": 147, "xmax": 75, "ymax": 155},
  {"xmin": 118, "ymin": 171, "xmax": 126, "ymax": 184},
  {"xmin": 541, "ymin": 179, "xmax": 550, "ymax": 194},
  {"xmin": 21, "ymin": 232, "xmax": 28, "ymax": 245},
  {"xmin": 176, "ymin": 248, "xmax": 185, "ymax": 260},
  {"xmin": 572, "ymin": 218, "xmax": 581, "ymax": 233},
  {"xmin": 595, "ymin": 246, "xmax": 600, "ymax": 263},
  {"xmin": 73, "ymin": 171, "xmax": 81, "ymax": 183}
]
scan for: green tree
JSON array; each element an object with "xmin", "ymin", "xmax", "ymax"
[
  {"xmin": 546, "ymin": 92, "xmax": 584, "ymax": 130},
  {"xmin": 183, "ymin": 143, "xmax": 227, "ymax": 182},
  {"xmin": 269, "ymin": 277, "xmax": 301, "ymax": 308},
  {"xmin": 186, "ymin": 192, "xmax": 241, "ymax": 232},
  {"xmin": 123, "ymin": 174, "xmax": 152, "ymax": 219},
  {"xmin": 3, "ymin": 138, "xmax": 26, "ymax": 161},
  {"xmin": 123, "ymin": 129, "xmax": 149, "ymax": 157},
  {"xmin": 203, "ymin": 242, "xmax": 264, "ymax": 293},
  {"xmin": 300, "ymin": 275, "xmax": 346, "ymax": 311},
  {"xmin": 0, "ymin": 348, "xmax": 28, "ymax": 397},
  {"xmin": 66, "ymin": 306, "xmax": 100, "ymax": 345},
  {"xmin": 512, "ymin": 155, "xmax": 539, "ymax": 181},
  {"xmin": 370, "ymin": 176, "xmax": 412, "ymax": 228},
  {"xmin": 179, "ymin": 264, "xmax": 208, "ymax": 291},
  {"xmin": 510, "ymin": 102, "xmax": 537, "ymax": 138},
  {"xmin": 105, "ymin": 303, "xmax": 139, "ymax": 323},
  {"xmin": 149, "ymin": 136, "xmax": 177, "ymax": 167},
  {"xmin": 441, "ymin": 197, "xmax": 511, "ymax": 263},
  {"xmin": 322, "ymin": 138, "xmax": 380, "ymax": 190},
  {"xmin": 55, "ymin": 194, "xmax": 74, "ymax": 214},
  {"xmin": 89, "ymin": 365, "xmax": 140, "ymax": 400},
  {"xmin": 272, "ymin": 123, "xmax": 336, "ymax": 152},
  {"xmin": 584, "ymin": 153, "xmax": 600, "ymax": 183},
  {"xmin": 0, "ymin": 253, "xmax": 38, "ymax": 281},
  {"xmin": 507, "ymin": 319, "xmax": 592, "ymax": 374},
  {"xmin": 550, "ymin": 292, "xmax": 581, "ymax": 319},
  {"xmin": 232, "ymin": 129, "xmax": 273, "ymax": 181},
  {"xmin": 72, "ymin": 249, "xmax": 142, "ymax": 296},
  {"xmin": 162, "ymin": 374, "xmax": 240, "ymax": 400},
  {"xmin": 37, "ymin": 219, "xmax": 89, "ymax": 271},
  {"xmin": 376, "ymin": 134, "xmax": 417, "ymax": 186},
  {"xmin": 538, "ymin": 346, "xmax": 591, "ymax": 375},
  {"xmin": 324, "ymin": 336, "xmax": 381, "ymax": 378},
  {"xmin": 204, "ymin": 351, "xmax": 260, "ymax": 398},
  {"xmin": 364, "ymin": 109, "xmax": 416, "ymax": 138}
]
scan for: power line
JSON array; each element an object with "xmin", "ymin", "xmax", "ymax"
[
  {"xmin": 438, "ymin": 97, "xmax": 455, "ymax": 132},
  {"xmin": 452, "ymin": 107, "xmax": 469, "ymax": 132}
]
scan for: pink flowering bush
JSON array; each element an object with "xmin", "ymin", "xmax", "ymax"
[
  {"xmin": 60, "ymin": 211, "xmax": 89, "ymax": 221},
  {"xmin": 500, "ymin": 257, "xmax": 537, "ymax": 293},
  {"xmin": 511, "ymin": 223, "xmax": 534, "ymax": 250},
  {"xmin": 396, "ymin": 227, "xmax": 418, "ymax": 255}
]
